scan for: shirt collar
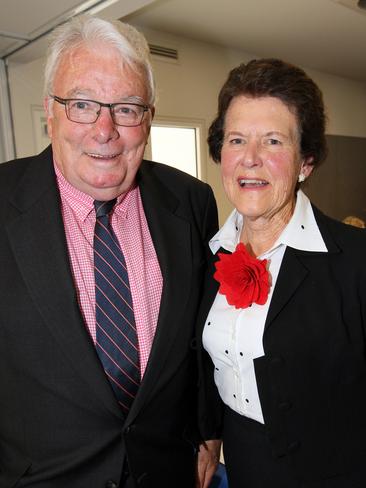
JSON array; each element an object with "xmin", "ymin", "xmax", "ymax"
[
  {"xmin": 276, "ymin": 189, "xmax": 327, "ymax": 252},
  {"xmin": 209, "ymin": 190, "xmax": 327, "ymax": 255},
  {"xmin": 54, "ymin": 160, "xmax": 135, "ymax": 222},
  {"xmin": 209, "ymin": 208, "xmax": 242, "ymax": 254}
]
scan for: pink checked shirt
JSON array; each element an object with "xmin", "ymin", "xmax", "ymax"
[{"xmin": 54, "ymin": 163, "xmax": 163, "ymax": 377}]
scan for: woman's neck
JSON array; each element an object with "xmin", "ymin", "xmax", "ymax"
[{"xmin": 240, "ymin": 202, "xmax": 295, "ymax": 257}]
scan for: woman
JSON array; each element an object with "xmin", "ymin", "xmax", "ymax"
[{"xmin": 202, "ymin": 59, "xmax": 366, "ymax": 487}]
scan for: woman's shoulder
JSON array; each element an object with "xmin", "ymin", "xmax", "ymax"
[{"xmin": 313, "ymin": 204, "xmax": 366, "ymax": 251}]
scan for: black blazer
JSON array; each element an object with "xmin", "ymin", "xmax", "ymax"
[
  {"xmin": 199, "ymin": 205, "xmax": 366, "ymax": 482},
  {"xmin": 0, "ymin": 146, "xmax": 218, "ymax": 488}
]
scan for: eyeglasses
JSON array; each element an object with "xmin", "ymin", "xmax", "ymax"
[{"xmin": 50, "ymin": 95, "xmax": 149, "ymax": 127}]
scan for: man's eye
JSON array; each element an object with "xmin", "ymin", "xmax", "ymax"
[
  {"xmin": 71, "ymin": 101, "xmax": 90, "ymax": 110},
  {"xmin": 115, "ymin": 105, "xmax": 137, "ymax": 116}
]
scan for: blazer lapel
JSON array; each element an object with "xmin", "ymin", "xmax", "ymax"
[
  {"xmin": 265, "ymin": 205, "xmax": 341, "ymax": 331},
  {"xmin": 6, "ymin": 147, "xmax": 123, "ymax": 419},
  {"xmin": 127, "ymin": 161, "xmax": 193, "ymax": 418},
  {"xmin": 197, "ymin": 253, "xmax": 220, "ymax": 333},
  {"xmin": 264, "ymin": 249, "xmax": 309, "ymax": 330}
]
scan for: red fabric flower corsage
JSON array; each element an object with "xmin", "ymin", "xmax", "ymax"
[{"xmin": 214, "ymin": 243, "xmax": 270, "ymax": 309}]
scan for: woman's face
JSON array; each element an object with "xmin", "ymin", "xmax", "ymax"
[{"xmin": 221, "ymin": 95, "xmax": 313, "ymax": 224}]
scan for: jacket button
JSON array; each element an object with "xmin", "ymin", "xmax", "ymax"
[
  {"xmin": 137, "ymin": 472, "xmax": 148, "ymax": 484},
  {"xmin": 287, "ymin": 440, "xmax": 300, "ymax": 453},
  {"xmin": 278, "ymin": 401, "xmax": 292, "ymax": 411},
  {"xmin": 105, "ymin": 481, "xmax": 118, "ymax": 488},
  {"xmin": 270, "ymin": 356, "xmax": 284, "ymax": 366},
  {"xmin": 124, "ymin": 424, "xmax": 135, "ymax": 436}
]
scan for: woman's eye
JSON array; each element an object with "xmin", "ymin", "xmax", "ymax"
[
  {"xmin": 267, "ymin": 138, "xmax": 282, "ymax": 145},
  {"xmin": 229, "ymin": 138, "xmax": 244, "ymax": 145}
]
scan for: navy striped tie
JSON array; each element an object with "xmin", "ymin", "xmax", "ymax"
[{"xmin": 93, "ymin": 199, "xmax": 140, "ymax": 412}]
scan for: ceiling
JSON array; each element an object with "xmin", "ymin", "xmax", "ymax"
[
  {"xmin": 124, "ymin": 0, "xmax": 366, "ymax": 83},
  {"xmin": 1, "ymin": 0, "xmax": 365, "ymax": 82},
  {"xmin": 0, "ymin": 0, "xmax": 155, "ymax": 62}
]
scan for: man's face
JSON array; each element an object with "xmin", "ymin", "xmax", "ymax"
[{"xmin": 45, "ymin": 43, "xmax": 152, "ymax": 200}]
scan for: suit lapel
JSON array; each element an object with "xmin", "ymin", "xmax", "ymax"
[
  {"xmin": 6, "ymin": 147, "xmax": 123, "ymax": 419},
  {"xmin": 264, "ymin": 249, "xmax": 309, "ymax": 330},
  {"xmin": 196, "ymin": 251, "xmax": 220, "ymax": 343},
  {"xmin": 265, "ymin": 206, "xmax": 340, "ymax": 331},
  {"xmin": 127, "ymin": 161, "xmax": 193, "ymax": 418}
]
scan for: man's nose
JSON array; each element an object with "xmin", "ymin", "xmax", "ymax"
[{"xmin": 92, "ymin": 107, "xmax": 118, "ymax": 143}]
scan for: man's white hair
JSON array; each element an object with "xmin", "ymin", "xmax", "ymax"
[{"xmin": 44, "ymin": 15, "xmax": 155, "ymax": 105}]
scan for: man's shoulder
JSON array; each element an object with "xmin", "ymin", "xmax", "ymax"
[
  {"xmin": 0, "ymin": 146, "xmax": 53, "ymax": 196},
  {"xmin": 139, "ymin": 159, "xmax": 209, "ymax": 191},
  {"xmin": 137, "ymin": 160, "xmax": 217, "ymax": 221},
  {"xmin": 0, "ymin": 146, "xmax": 52, "ymax": 173},
  {"xmin": 0, "ymin": 154, "xmax": 33, "ymax": 173},
  {"xmin": 0, "ymin": 155, "xmax": 34, "ymax": 192}
]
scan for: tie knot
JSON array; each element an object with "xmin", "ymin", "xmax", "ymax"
[{"xmin": 94, "ymin": 199, "xmax": 117, "ymax": 218}]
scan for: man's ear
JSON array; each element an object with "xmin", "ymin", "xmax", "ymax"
[
  {"xmin": 150, "ymin": 106, "xmax": 155, "ymax": 120},
  {"xmin": 146, "ymin": 106, "xmax": 155, "ymax": 138},
  {"xmin": 43, "ymin": 97, "xmax": 53, "ymax": 139},
  {"xmin": 43, "ymin": 96, "xmax": 52, "ymax": 116}
]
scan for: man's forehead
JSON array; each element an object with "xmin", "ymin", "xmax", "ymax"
[{"xmin": 53, "ymin": 46, "xmax": 148, "ymax": 100}]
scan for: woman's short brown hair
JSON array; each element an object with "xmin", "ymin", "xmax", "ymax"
[{"xmin": 208, "ymin": 58, "xmax": 327, "ymax": 166}]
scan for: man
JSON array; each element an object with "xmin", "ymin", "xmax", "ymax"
[{"xmin": 0, "ymin": 15, "xmax": 220, "ymax": 488}]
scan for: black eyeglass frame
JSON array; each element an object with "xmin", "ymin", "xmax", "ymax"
[{"xmin": 50, "ymin": 95, "xmax": 150, "ymax": 127}]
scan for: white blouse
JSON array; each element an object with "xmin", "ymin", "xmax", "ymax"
[{"xmin": 203, "ymin": 191, "xmax": 327, "ymax": 423}]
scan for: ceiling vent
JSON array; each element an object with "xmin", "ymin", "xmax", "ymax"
[{"xmin": 149, "ymin": 43, "xmax": 178, "ymax": 62}]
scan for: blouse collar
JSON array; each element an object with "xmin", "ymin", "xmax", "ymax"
[{"xmin": 209, "ymin": 190, "xmax": 327, "ymax": 255}]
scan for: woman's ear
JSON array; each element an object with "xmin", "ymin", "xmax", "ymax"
[{"xmin": 300, "ymin": 157, "xmax": 314, "ymax": 179}]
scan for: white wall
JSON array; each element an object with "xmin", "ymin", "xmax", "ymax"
[
  {"xmin": 307, "ymin": 68, "xmax": 366, "ymax": 138},
  {"xmin": 0, "ymin": 60, "xmax": 16, "ymax": 162},
  {"xmin": 140, "ymin": 27, "xmax": 366, "ymax": 223},
  {"xmin": 8, "ymin": 56, "xmax": 45, "ymax": 158},
  {"xmin": 7, "ymin": 28, "xmax": 366, "ymax": 223}
]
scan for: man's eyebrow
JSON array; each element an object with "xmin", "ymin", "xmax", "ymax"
[
  {"xmin": 63, "ymin": 92, "xmax": 147, "ymax": 105},
  {"xmin": 120, "ymin": 96, "xmax": 147, "ymax": 105},
  {"xmin": 64, "ymin": 89, "xmax": 94, "ymax": 98}
]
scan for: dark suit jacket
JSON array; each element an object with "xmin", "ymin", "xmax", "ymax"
[
  {"xmin": 0, "ymin": 146, "xmax": 218, "ymax": 488},
  {"xmin": 199, "ymin": 205, "xmax": 366, "ymax": 482}
]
